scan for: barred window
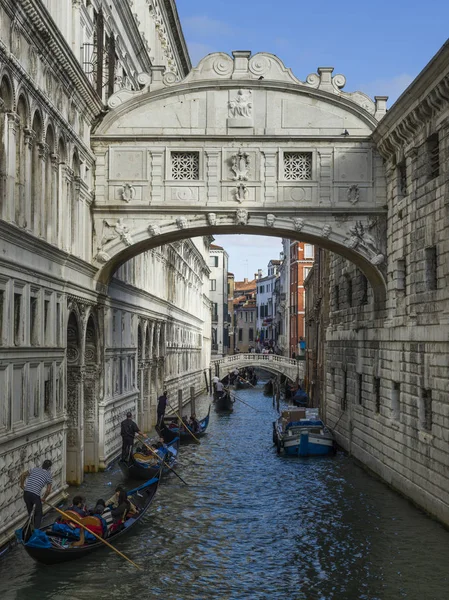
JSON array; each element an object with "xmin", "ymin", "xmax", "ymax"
[
  {"xmin": 284, "ymin": 152, "xmax": 312, "ymax": 180},
  {"xmin": 171, "ymin": 152, "xmax": 200, "ymax": 180}
]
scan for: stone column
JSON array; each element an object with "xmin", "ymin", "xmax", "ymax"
[
  {"xmin": 49, "ymin": 153, "xmax": 59, "ymax": 245},
  {"xmin": 5, "ymin": 112, "xmax": 19, "ymax": 223},
  {"xmin": 23, "ymin": 129, "xmax": 35, "ymax": 232},
  {"xmin": 71, "ymin": 0, "xmax": 81, "ymax": 59},
  {"xmin": 38, "ymin": 143, "xmax": 48, "ymax": 238}
]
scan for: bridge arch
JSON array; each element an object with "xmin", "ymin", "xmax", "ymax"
[
  {"xmin": 212, "ymin": 353, "xmax": 305, "ymax": 382},
  {"xmin": 92, "ymin": 51, "xmax": 388, "ymax": 309}
]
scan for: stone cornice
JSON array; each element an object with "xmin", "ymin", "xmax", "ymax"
[
  {"xmin": 16, "ymin": 0, "xmax": 103, "ymax": 117},
  {"xmin": 373, "ymin": 40, "xmax": 449, "ymax": 159},
  {"xmin": 113, "ymin": 0, "xmax": 153, "ymax": 76},
  {"xmin": 161, "ymin": 0, "xmax": 192, "ymax": 77}
]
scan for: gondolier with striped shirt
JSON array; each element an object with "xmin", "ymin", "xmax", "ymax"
[{"xmin": 19, "ymin": 460, "xmax": 52, "ymax": 529}]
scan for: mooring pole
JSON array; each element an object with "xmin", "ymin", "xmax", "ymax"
[{"xmin": 190, "ymin": 386, "xmax": 196, "ymax": 416}]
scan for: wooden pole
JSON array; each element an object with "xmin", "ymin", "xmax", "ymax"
[
  {"xmin": 190, "ymin": 386, "xmax": 196, "ymax": 416},
  {"xmin": 203, "ymin": 370, "xmax": 209, "ymax": 393},
  {"xmin": 177, "ymin": 389, "xmax": 183, "ymax": 427},
  {"xmin": 208, "ymin": 367, "xmax": 212, "ymax": 394},
  {"xmin": 43, "ymin": 499, "xmax": 142, "ymax": 570}
]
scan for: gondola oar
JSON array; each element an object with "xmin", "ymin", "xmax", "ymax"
[
  {"xmin": 43, "ymin": 499, "xmax": 142, "ymax": 571},
  {"xmin": 238, "ymin": 376, "xmax": 257, "ymax": 389},
  {"xmin": 137, "ymin": 434, "xmax": 189, "ymax": 486},
  {"xmin": 226, "ymin": 388, "xmax": 263, "ymax": 413},
  {"xmin": 166, "ymin": 404, "xmax": 201, "ymax": 444}
]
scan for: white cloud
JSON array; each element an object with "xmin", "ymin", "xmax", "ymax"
[{"xmin": 361, "ymin": 73, "xmax": 414, "ymax": 106}]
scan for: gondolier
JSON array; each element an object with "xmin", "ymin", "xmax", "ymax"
[
  {"xmin": 121, "ymin": 412, "xmax": 141, "ymax": 460},
  {"xmin": 19, "ymin": 459, "xmax": 53, "ymax": 529},
  {"xmin": 157, "ymin": 391, "xmax": 168, "ymax": 427}
]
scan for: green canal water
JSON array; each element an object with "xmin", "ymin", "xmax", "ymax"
[{"xmin": 2, "ymin": 382, "xmax": 449, "ymax": 599}]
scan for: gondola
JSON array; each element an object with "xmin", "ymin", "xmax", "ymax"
[
  {"xmin": 163, "ymin": 405, "xmax": 211, "ymax": 442},
  {"xmin": 215, "ymin": 389, "xmax": 234, "ymax": 412},
  {"xmin": 16, "ymin": 475, "xmax": 160, "ymax": 566},
  {"xmin": 264, "ymin": 379, "xmax": 274, "ymax": 395},
  {"xmin": 118, "ymin": 432, "xmax": 179, "ymax": 481}
]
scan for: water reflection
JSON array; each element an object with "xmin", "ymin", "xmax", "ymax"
[{"xmin": 2, "ymin": 383, "xmax": 449, "ymax": 600}]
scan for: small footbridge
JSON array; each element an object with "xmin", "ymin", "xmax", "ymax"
[{"xmin": 211, "ymin": 354, "xmax": 305, "ymax": 382}]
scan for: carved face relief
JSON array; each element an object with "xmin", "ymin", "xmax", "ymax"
[
  {"xmin": 322, "ymin": 225, "xmax": 332, "ymax": 238},
  {"xmin": 148, "ymin": 224, "xmax": 161, "ymax": 236},
  {"xmin": 266, "ymin": 214, "xmax": 276, "ymax": 227},
  {"xmin": 207, "ymin": 213, "xmax": 217, "ymax": 226},
  {"xmin": 293, "ymin": 217, "xmax": 305, "ymax": 231},
  {"xmin": 176, "ymin": 216, "xmax": 188, "ymax": 230},
  {"xmin": 235, "ymin": 209, "xmax": 248, "ymax": 226}
]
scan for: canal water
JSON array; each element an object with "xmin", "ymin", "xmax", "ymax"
[{"xmin": 2, "ymin": 381, "xmax": 449, "ymax": 600}]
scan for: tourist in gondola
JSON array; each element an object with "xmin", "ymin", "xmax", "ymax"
[
  {"xmin": 121, "ymin": 412, "xmax": 141, "ymax": 460},
  {"xmin": 110, "ymin": 490, "xmax": 131, "ymax": 524},
  {"xmin": 68, "ymin": 495, "xmax": 88, "ymax": 518},
  {"xmin": 19, "ymin": 459, "xmax": 53, "ymax": 529}
]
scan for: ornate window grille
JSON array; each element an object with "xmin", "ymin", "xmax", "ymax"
[
  {"xmin": 283, "ymin": 152, "xmax": 312, "ymax": 181},
  {"xmin": 171, "ymin": 152, "xmax": 200, "ymax": 180}
]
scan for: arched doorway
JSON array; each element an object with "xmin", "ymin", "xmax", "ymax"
[
  {"xmin": 83, "ymin": 315, "xmax": 100, "ymax": 472},
  {"xmin": 66, "ymin": 311, "xmax": 82, "ymax": 484}
]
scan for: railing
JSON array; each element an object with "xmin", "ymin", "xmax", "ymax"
[{"xmin": 211, "ymin": 353, "xmax": 304, "ymax": 379}]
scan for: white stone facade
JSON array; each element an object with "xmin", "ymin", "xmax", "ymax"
[
  {"xmin": 319, "ymin": 43, "xmax": 449, "ymax": 526},
  {"xmin": 208, "ymin": 245, "xmax": 229, "ymax": 356},
  {"xmin": 0, "ymin": 0, "xmax": 206, "ymax": 546}
]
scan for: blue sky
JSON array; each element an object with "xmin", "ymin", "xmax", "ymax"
[{"xmin": 176, "ymin": 0, "xmax": 449, "ymax": 279}]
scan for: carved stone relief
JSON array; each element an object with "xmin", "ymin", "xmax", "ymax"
[
  {"xmin": 234, "ymin": 183, "xmax": 249, "ymax": 203},
  {"xmin": 235, "ymin": 208, "xmax": 248, "ymax": 225},
  {"xmin": 347, "ymin": 184, "xmax": 360, "ymax": 205},
  {"xmin": 120, "ymin": 183, "xmax": 135, "ymax": 202},
  {"xmin": 231, "ymin": 149, "xmax": 250, "ymax": 181},
  {"xmin": 207, "ymin": 213, "xmax": 217, "ymax": 226},
  {"xmin": 344, "ymin": 220, "xmax": 385, "ymax": 264},
  {"xmin": 266, "ymin": 214, "xmax": 276, "ymax": 227},
  {"xmin": 293, "ymin": 217, "xmax": 305, "ymax": 231},
  {"xmin": 228, "ymin": 90, "xmax": 253, "ymax": 127},
  {"xmin": 176, "ymin": 216, "xmax": 188, "ymax": 230},
  {"xmin": 148, "ymin": 224, "xmax": 161, "ymax": 236}
]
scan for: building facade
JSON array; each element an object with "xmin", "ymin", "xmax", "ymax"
[
  {"xmin": 289, "ymin": 242, "xmax": 315, "ymax": 357},
  {"xmin": 256, "ymin": 259, "xmax": 281, "ymax": 349},
  {"xmin": 0, "ymin": 0, "xmax": 211, "ymax": 545},
  {"xmin": 227, "ymin": 272, "xmax": 235, "ymax": 354},
  {"xmin": 208, "ymin": 244, "xmax": 229, "ymax": 356},
  {"xmin": 233, "ymin": 277, "xmax": 257, "ymax": 353}
]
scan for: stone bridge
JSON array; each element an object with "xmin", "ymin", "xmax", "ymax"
[
  {"xmin": 211, "ymin": 353, "xmax": 305, "ymax": 382},
  {"xmin": 91, "ymin": 50, "xmax": 388, "ymax": 308}
]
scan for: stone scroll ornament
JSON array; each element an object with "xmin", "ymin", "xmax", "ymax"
[
  {"xmin": 231, "ymin": 149, "xmax": 250, "ymax": 181},
  {"xmin": 120, "ymin": 183, "xmax": 135, "ymax": 203},
  {"xmin": 345, "ymin": 221, "xmax": 385, "ymax": 265},
  {"xmin": 235, "ymin": 208, "xmax": 248, "ymax": 226}
]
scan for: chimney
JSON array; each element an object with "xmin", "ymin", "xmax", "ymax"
[{"xmin": 244, "ymin": 277, "xmax": 248, "ymax": 284}]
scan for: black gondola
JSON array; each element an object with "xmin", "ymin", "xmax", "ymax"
[
  {"xmin": 214, "ymin": 389, "xmax": 234, "ymax": 412},
  {"xmin": 17, "ymin": 476, "xmax": 160, "ymax": 566},
  {"xmin": 118, "ymin": 435, "xmax": 179, "ymax": 481},
  {"xmin": 264, "ymin": 379, "xmax": 274, "ymax": 395},
  {"xmin": 163, "ymin": 405, "xmax": 211, "ymax": 442}
]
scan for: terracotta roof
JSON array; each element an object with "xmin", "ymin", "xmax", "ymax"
[
  {"xmin": 210, "ymin": 244, "xmax": 224, "ymax": 250},
  {"xmin": 234, "ymin": 278, "xmax": 256, "ymax": 291}
]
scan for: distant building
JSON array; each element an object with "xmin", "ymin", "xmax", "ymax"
[
  {"xmin": 227, "ymin": 273, "xmax": 236, "ymax": 355},
  {"xmin": 289, "ymin": 242, "xmax": 314, "ymax": 357},
  {"xmin": 304, "ymin": 249, "xmax": 330, "ymax": 407},
  {"xmin": 256, "ymin": 260, "xmax": 281, "ymax": 348},
  {"xmin": 233, "ymin": 277, "xmax": 257, "ymax": 352},
  {"xmin": 277, "ymin": 240, "xmax": 291, "ymax": 356},
  {"xmin": 209, "ymin": 245, "xmax": 229, "ymax": 356}
]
